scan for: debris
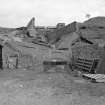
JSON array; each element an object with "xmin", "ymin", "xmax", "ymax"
[{"xmin": 82, "ymin": 74, "xmax": 105, "ymax": 83}]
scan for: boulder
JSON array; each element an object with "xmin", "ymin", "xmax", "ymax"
[{"xmin": 27, "ymin": 17, "xmax": 37, "ymax": 37}]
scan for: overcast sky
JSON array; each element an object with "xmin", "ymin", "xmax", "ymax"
[{"xmin": 0, "ymin": 0, "xmax": 105, "ymax": 27}]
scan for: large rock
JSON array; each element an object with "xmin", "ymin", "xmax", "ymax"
[{"xmin": 27, "ymin": 17, "xmax": 37, "ymax": 37}]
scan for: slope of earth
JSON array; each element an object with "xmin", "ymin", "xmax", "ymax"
[
  {"xmin": 79, "ymin": 17, "xmax": 105, "ymax": 41},
  {"xmin": 0, "ymin": 70, "xmax": 104, "ymax": 105}
]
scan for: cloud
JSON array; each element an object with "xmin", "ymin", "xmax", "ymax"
[{"xmin": 0, "ymin": 0, "xmax": 104, "ymax": 27}]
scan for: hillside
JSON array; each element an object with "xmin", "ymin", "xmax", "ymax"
[{"xmin": 79, "ymin": 17, "xmax": 105, "ymax": 40}]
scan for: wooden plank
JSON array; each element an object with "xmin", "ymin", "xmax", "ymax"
[
  {"xmin": 89, "ymin": 74, "xmax": 105, "ymax": 80},
  {"xmin": 76, "ymin": 65, "xmax": 90, "ymax": 71},
  {"xmin": 76, "ymin": 62, "xmax": 92, "ymax": 66},
  {"xmin": 76, "ymin": 63, "xmax": 91, "ymax": 68},
  {"xmin": 83, "ymin": 62, "xmax": 93, "ymax": 65},
  {"xmin": 96, "ymin": 75, "xmax": 105, "ymax": 80},
  {"xmin": 77, "ymin": 60, "xmax": 93, "ymax": 63},
  {"xmin": 75, "ymin": 63, "xmax": 92, "ymax": 68},
  {"xmin": 82, "ymin": 73, "xmax": 105, "ymax": 82},
  {"xmin": 91, "ymin": 74, "xmax": 102, "ymax": 79},
  {"xmin": 96, "ymin": 79, "xmax": 105, "ymax": 83},
  {"xmin": 84, "ymin": 59, "xmax": 93, "ymax": 62}
]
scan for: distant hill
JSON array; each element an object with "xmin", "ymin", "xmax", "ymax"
[
  {"xmin": 78, "ymin": 17, "xmax": 105, "ymax": 44},
  {"xmin": 84, "ymin": 16, "xmax": 105, "ymax": 27},
  {"xmin": 0, "ymin": 27, "xmax": 16, "ymax": 35}
]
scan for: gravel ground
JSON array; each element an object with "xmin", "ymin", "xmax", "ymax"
[{"xmin": 0, "ymin": 70, "xmax": 104, "ymax": 105}]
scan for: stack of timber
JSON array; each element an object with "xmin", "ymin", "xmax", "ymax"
[{"xmin": 82, "ymin": 74, "xmax": 105, "ymax": 83}]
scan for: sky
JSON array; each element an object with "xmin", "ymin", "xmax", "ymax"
[{"xmin": 0, "ymin": 0, "xmax": 105, "ymax": 27}]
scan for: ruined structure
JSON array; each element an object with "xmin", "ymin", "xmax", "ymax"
[
  {"xmin": 0, "ymin": 16, "xmax": 105, "ymax": 73},
  {"xmin": 46, "ymin": 22, "xmax": 77, "ymax": 44},
  {"xmin": 0, "ymin": 39, "xmax": 51, "ymax": 71}
]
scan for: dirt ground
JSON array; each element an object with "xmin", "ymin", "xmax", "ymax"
[{"xmin": 0, "ymin": 69, "xmax": 105, "ymax": 105}]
